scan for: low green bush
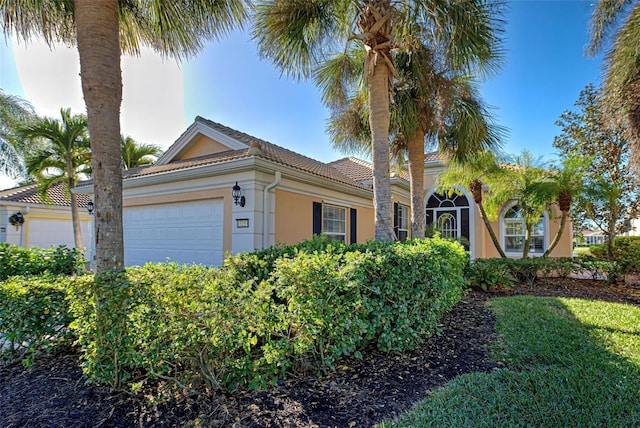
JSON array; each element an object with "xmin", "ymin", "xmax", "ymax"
[
  {"xmin": 466, "ymin": 256, "xmax": 619, "ymax": 290},
  {"xmin": 0, "ymin": 275, "xmax": 76, "ymax": 365},
  {"xmin": 465, "ymin": 259, "xmax": 516, "ymax": 290},
  {"xmin": 0, "ymin": 243, "xmax": 85, "ymax": 280},
  {"xmin": 67, "ymin": 236, "xmax": 467, "ymax": 392},
  {"xmin": 589, "ymin": 236, "xmax": 640, "ymax": 273}
]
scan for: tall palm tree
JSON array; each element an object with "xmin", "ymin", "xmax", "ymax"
[
  {"xmin": 18, "ymin": 108, "xmax": 91, "ymax": 250},
  {"xmin": 437, "ymin": 150, "xmax": 507, "ymax": 257},
  {"xmin": 254, "ymin": 0, "xmax": 504, "ymax": 242},
  {"xmin": 588, "ymin": 0, "xmax": 640, "ymax": 168},
  {"xmin": 1, "ymin": 1, "xmax": 248, "ymax": 272},
  {"xmin": 319, "ymin": 41, "xmax": 503, "ymax": 239},
  {"xmin": 121, "ymin": 135, "xmax": 162, "ymax": 170},
  {"xmin": 0, "ymin": 89, "xmax": 34, "ymax": 179}
]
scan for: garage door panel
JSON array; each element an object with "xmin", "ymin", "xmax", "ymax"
[
  {"xmin": 27, "ymin": 218, "xmax": 91, "ymax": 250},
  {"xmin": 124, "ymin": 199, "xmax": 224, "ymax": 267}
]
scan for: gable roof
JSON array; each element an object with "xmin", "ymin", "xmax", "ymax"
[
  {"xmin": 0, "ymin": 181, "xmax": 90, "ymax": 207},
  {"xmin": 78, "ymin": 117, "xmax": 372, "ymax": 192}
]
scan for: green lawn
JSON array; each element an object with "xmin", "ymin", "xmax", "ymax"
[{"xmin": 381, "ymin": 296, "xmax": 640, "ymax": 427}]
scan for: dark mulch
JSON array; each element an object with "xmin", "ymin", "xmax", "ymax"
[{"xmin": 2, "ymin": 280, "xmax": 639, "ymax": 428}]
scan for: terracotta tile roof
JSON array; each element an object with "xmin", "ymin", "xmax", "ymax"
[
  {"xmin": 0, "ymin": 181, "xmax": 90, "ymax": 207},
  {"xmin": 328, "ymin": 157, "xmax": 411, "ymax": 183},
  {"xmin": 424, "ymin": 151, "xmax": 443, "ymax": 162},
  {"xmin": 77, "ymin": 118, "xmax": 371, "ymax": 191},
  {"xmin": 328, "ymin": 157, "xmax": 375, "ymax": 182}
]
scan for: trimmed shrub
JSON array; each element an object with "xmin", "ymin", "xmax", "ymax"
[
  {"xmin": 0, "ymin": 243, "xmax": 85, "ymax": 280},
  {"xmin": 0, "ymin": 275, "xmax": 76, "ymax": 365},
  {"xmin": 67, "ymin": 236, "xmax": 467, "ymax": 392}
]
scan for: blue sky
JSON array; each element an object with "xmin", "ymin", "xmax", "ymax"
[
  {"xmin": 1, "ymin": 1, "xmax": 603, "ymax": 187},
  {"xmin": 181, "ymin": 1, "xmax": 603, "ymax": 164}
]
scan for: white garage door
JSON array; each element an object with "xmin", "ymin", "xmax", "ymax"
[
  {"xmin": 28, "ymin": 217, "xmax": 91, "ymax": 250},
  {"xmin": 124, "ymin": 199, "xmax": 224, "ymax": 267}
]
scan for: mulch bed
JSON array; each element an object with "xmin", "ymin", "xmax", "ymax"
[{"xmin": 2, "ymin": 280, "xmax": 639, "ymax": 428}]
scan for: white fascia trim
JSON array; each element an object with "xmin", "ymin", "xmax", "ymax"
[
  {"xmin": 156, "ymin": 121, "xmax": 248, "ymax": 165},
  {"xmin": 74, "ymin": 157, "xmax": 375, "ymax": 201}
]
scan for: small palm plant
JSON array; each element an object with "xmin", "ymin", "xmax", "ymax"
[{"xmin": 18, "ymin": 108, "xmax": 92, "ymax": 250}]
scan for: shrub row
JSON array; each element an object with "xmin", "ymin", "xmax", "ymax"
[
  {"xmin": 0, "ymin": 275, "xmax": 75, "ymax": 365},
  {"xmin": 0, "ymin": 243, "xmax": 85, "ymax": 280},
  {"xmin": 64, "ymin": 237, "xmax": 467, "ymax": 391},
  {"xmin": 466, "ymin": 256, "xmax": 619, "ymax": 290},
  {"xmin": 590, "ymin": 236, "xmax": 640, "ymax": 273}
]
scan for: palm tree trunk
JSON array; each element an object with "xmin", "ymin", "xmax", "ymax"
[
  {"xmin": 477, "ymin": 202, "xmax": 507, "ymax": 258},
  {"xmin": 407, "ymin": 129, "xmax": 425, "ymax": 239},
  {"xmin": 67, "ymin": 174, "xmax": 83, "ymax": 250},
  {"xmin": 523, "ymin": 223, "xmax": 532, "ymax": 258},
  {"xmin": 75, "ymin": 0, "xmax": 124, "ymax": 272},
  {"xmin": 368, "ymin": 45, "xmax": 395, "ymax": 242},
  {"xmin": 543, "ymin": 211, "xmax": 567, "ymax": 258}
]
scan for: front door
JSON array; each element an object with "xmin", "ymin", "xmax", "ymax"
[{"xmin": 426, "ymin": 192, "xmax": 470, "ymax": 251}]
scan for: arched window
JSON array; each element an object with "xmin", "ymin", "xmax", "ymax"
[
  {"xmin": 502, "ymin": 205, "xmax": 545, "ymax": 254},
  {"xmin": 426, "ymin": 192, "xmax": 470, "ymax": 249}
]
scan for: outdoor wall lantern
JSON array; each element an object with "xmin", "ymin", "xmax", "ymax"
[
  {"xmin": 86, "ymin": 200, "xmax": 94, "ymax": 215},
  {"xmin": 9, "ymin": 211, "xmax": 24, "ymax": 227},
  {"xmin": 232, "ymin": 182, "xmax": 246, "ymax": 207}
]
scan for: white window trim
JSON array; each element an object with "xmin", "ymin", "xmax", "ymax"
[
  {"xmin": 322, "ymin": 204, "xmax": 347, "ymax": 242},
  {"xmin": 424, "ymin": 188, "xmax": 476, "ymax": 259},
  {"xmin": 397, "ymin": 203, "xmax": 409, "ymax": 238},
  {"xmin": 500, "ymin": 201, "xmax": 548, "ymax": 257}
]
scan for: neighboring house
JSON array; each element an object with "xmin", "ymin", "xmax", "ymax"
[
  {"xmin": 0, "ymin": 181, "xmax": 92, "ymax": 250},
  {"xmin": 75, "ymin": 117, "xmax": 572, "ymax": 267}
]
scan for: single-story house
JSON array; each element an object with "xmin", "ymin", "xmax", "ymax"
[
  {"xmin": 75, "ymin": 116, "xmax": 572, "ymax": 267},
  {"xmin": 0, "ymin": 181, "xmax": 92, "ymax": 250}
]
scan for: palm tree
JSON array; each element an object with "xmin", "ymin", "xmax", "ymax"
[
  {"xmin": 485, "ymin": 151, "xmax": 550, "ymax": 258},
  {"xmin": 254, "ymin": 0, "xmax": 504, "ymax": 242},
  {"xmin": 540, "ymin": 155, "xmax": 587, "ymax": 257},
  {"xmin": 588, "ymin": 0, "xmax": 640, "ymax": 168},
  {"xmin": 0, "ymin": 89, "xmax": 34, "ymax": 179},
  {"xmin": 437, "ymin": 150, "xmax": 507, "ymax": 257},
  {"xmin": 17, "ymin": 108, "xmax": 91, "ymax": 250},
  {"xmin": 319, "ymin": 40, "xmax": 503, "ymax": 239},
  {"xmin": 1, "ymin": 1, "xmax": 248, "ymax": 272},
  {"xmin": 121, "ymin": 136, "xmax": 162, "ymax": 170}
]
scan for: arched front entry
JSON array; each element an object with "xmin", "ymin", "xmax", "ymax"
[{"xmin": 425, "ymin": 192, "xmax": 472, "ymax": 255}]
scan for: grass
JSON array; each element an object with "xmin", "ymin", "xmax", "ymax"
[
  {"xmin": 380, "ymin": 296, "xmax": 640, "ymax": 427},
  {"xmin": 572, "ymin": 246, "xmax": 592, "ymax": 256}
]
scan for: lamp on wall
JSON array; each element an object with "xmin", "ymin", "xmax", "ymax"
[
  {"xmin": 86, "ymin": 200, "xmax": 94, "ymax": 215},
  {"xmin": 9, "ymin": 211, "xmax": 24, "ymax": 228},
  {"xmin": 232, "ymin": 182, "xmax": 246, "ymax": 207}
]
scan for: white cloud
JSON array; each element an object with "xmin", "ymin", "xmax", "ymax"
[{"xmin": 12, "ymin": 39, "xmax": 185, "ymax": 149}]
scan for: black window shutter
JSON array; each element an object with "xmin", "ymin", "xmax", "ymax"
[
  {"xmin": 461, "ymin": 208, "xmax": 470, "ymax": 250},
  {"xmin": 350, "ymin": 208, "xmax": 357, "ymax": 244},
  {"xmin": 393, "ymin": 202, "xmax": 399, "ymax": 239},
  {"xmin": 313, "ymin": 202, "xmax": 322, "ymax": 235}
]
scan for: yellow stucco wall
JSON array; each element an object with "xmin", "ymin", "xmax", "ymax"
[
  {"xmin": 176, "ymin": 135, "xmax": 231, "ymax": 160},
  {"xmin": 124, "ymin": 188, "xmax": 233, "ymax": 255},
  {"xmin": 275, "ymin": 189, "xmax": 376, "ymax": 245}
]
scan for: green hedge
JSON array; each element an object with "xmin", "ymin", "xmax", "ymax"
[
  {"xmin": 590, "ymin": 236, "xmax": 640, "ymax": 273},
  {"xmin": 466, "ymin": 256, "xmax": 619, "ymax": 290},
  {"xmin": 0, "ymin": 275, "xmax": 76, "ymax": 365},
  {"xmin": 0, "ymin": 243, "xmax": 86, "ymax": 280},
  {"xmin": 67, "ymin": 237, "xmax": 467, "ymax": 391}
]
